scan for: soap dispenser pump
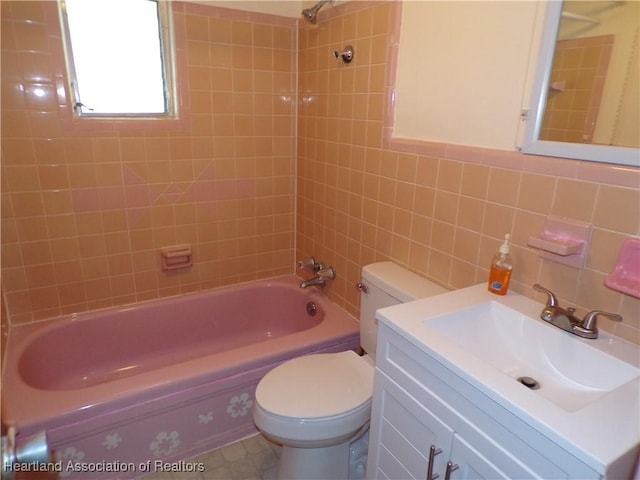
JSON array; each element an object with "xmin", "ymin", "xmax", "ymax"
[{"xmin": 488, "ymin": 234, "xmax": 513, "ymax": 295}]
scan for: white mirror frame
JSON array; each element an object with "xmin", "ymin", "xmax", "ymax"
[{"xmin": 521, "ymin": 1, "xmax": 639, "ymax": 168}]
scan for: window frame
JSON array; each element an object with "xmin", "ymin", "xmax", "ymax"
[{"xmin": 57, "ymin": 0, "xmax": 178, "ymax": 120}]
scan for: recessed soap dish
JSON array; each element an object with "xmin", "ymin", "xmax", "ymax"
[
  {"xmin": 527, "ymin": 234, "xmax": 583, "ymax": 256},
  {"xmin": 160, "ymin": 244, "xmax": 193, "ymax": 271},
  {"xmin": 605, "ymin": 238, "xmax": 640, "ymax": 298},
  {"xmin": 527, "ymin": 216, "xmax": 591, "ymax": 268}
]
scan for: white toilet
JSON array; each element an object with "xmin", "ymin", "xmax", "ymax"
[{"xmin": 252, "ymin": 262, "xmax": 447, "ymax": 480}]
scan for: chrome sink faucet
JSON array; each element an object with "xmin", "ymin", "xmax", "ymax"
[{"xmin": 532, "ymin": 284, "xmax": 622, "ymax": 339}]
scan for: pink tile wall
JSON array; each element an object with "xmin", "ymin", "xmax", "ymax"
[
  {"xmin": 1, "ymin": 1, "xmax": 297, "ymax": 324},
  {"xmin": 296, "ymin": 1, "xmax": 639, "ymax": 344},
  {"xmin": 2, "ymin": 0, "xmax": 638, "ymax": 345}
]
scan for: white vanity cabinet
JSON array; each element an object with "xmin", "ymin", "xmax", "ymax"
[
  {"xmin": 370, "ymin": 371, "xmax": 533, "ymax": 480},
  {"xmin": 367, "ymin": 323, "xmax": 602, "ymax": 480}
]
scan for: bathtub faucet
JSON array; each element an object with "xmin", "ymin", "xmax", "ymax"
[{"xmin": 300, "ymin": 267, "xmax": 336, "ymax": 288}]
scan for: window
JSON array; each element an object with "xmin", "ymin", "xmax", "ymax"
[{"xmin": 59, "ymin": 0, "xmax": 176, "ymax": 118}]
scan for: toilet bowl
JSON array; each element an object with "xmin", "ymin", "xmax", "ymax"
[
  {"xmin": 254, "ymin": 351, "xmax": 374, "ymax": 479},
  {"xmin": 254, "ymin": 351, "xmax": 374, "ymax": 448},
  {"xmin": 252, "ymin": 262, "xmax": 447, "ymax": 480}
]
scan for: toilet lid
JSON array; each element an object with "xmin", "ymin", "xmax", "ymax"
[{"xmin": 256, "ymin": 351, "xmax": 374, "ymax": 419}]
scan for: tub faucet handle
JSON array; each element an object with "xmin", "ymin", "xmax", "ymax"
[
  {"xmin": 316, "ymin": 266, "xmax": 336, "ymax": 281},
  {"xmin": 297, "ymin": 257, "xmax": 317, "ymax": 271}
]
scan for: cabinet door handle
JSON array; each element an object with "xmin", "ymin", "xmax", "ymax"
[
  {"xmin": 426, "ymin": 445, "xmax": 442, "ymax": 480},
  {"xmin": 444, "ymin": 461, "xmax": 459, "ymax": 480}
]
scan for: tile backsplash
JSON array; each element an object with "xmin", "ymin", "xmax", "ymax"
[{"xmin": 1, "ymin": 1, "xmax": 638, "ymax": 344}]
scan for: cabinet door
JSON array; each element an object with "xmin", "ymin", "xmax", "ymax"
[
  {"xmin": 447, "ymin": 434, "xmax": 514, "ymax": 480},
  {"xmin": 368, "ymin": 370, "xmax": 454, "ymax": 480}
]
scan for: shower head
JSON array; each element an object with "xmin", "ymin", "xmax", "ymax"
[{"xmin": 301, "ymin": 0, "xmax": 330, "ymax": 24}]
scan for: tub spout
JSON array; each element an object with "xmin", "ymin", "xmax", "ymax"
[
  {"xmin": 300, "ymin": 267, "xmax": 336, "ymax": 288},
  {"xmin": 300, "ymin": 277, "xmax": 327, "ymax": 288}
]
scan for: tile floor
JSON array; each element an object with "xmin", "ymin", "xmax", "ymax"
[{"xmin": 140, "ymin": 434, "xmax": 281, "ymax": 480}]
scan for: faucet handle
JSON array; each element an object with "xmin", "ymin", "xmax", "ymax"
[
  {"xmin": 297, "ymin": 257, "xmax": 317, "ymax": 271},
  {"xmin": 533, "ymin": 284, "xmax": 559, "ymax": 308},
  {"xmin": 317, "ymin": 266, "xmax": 336, "ymax": 280},
  {"xmin": 581, "ymin": 310, "xmax": 623, "ymax": 331}
]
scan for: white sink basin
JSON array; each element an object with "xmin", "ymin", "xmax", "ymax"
[
  {"xmin": 426, "ymin": 301, "xmax": 639, "ymax": 411},
  {"xmin": 376, "ymin": 284, "xmax": 640, "ymax": 475}
]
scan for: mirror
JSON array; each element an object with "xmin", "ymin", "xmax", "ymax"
[{"xmin": 521, "ymin": 0, "xmax": 639, "ymax": 167}]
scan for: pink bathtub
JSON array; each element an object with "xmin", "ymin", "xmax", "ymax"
[{"xmin": 2, "ymin": 276, "xmax": 359, "ymax": 479}]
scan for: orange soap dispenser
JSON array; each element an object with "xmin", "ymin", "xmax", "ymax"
[{"xmin": 488, "ymin": 234, "xmax": 513, "ymax": 295}]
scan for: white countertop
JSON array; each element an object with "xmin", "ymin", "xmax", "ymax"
[{"xmin": 376, "ymin": 284, "xmax": 640, "ymax": 474}]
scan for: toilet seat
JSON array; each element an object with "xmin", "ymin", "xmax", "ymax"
[{"xmin": 255, "ymin": 350, "xmax": 374, "ymax": 419}]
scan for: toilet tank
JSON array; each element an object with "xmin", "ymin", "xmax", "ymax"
[{"xmin": 359, "ymin": 262, "xmax": 447, "ymax": 361}]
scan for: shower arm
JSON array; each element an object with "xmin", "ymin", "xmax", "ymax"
[{"xmin": 301, "ymin": 0, "xmax": 332, "ymax": 24}]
